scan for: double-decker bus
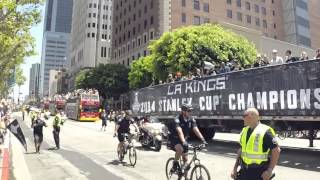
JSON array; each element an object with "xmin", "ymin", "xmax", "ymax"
[
  {"xmin": 65, "ymin": 94, "xmax": 100, "ymax": 121},
  {"xmin": 49, "ymin": 97, "xmax": 66, "ymax": 115}
]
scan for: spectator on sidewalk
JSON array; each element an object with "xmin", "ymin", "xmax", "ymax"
[
  {"xmin": 32, "ymin": 112, "xmax": 47, "ymax": 153},
  {"xmin": 270, "ymin": 49, "xmax": 284, "ymax": 65},
  {"xmin": 285, "ymin": 49, "xmax": 298, "ymax": 63},
  {"xmin": 300, "ymin": 51, "xmax": 309, "ymax": 61},
  {"xmin": 315, "ymin": 49, "xmax": 320, "ymax": 59}
]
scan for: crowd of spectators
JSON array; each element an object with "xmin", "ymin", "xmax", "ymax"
[
  {"xmin": 50, "ymin": 88, "xmax": 99, "ymax": 101},
  {"xmin": 158, "ymin": 48, "xmax": 320, "ymax": 85}
]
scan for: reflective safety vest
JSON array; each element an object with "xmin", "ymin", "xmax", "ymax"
[
  {"xmin": 240, "ymin": 123, "xmax": 275, "ymax": 165},
  {"xmin": 53, "ymin": 114, "xmax": 64, "ymax": 127}
]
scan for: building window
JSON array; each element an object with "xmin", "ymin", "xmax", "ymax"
[
  {"xmin": 127, "ymin": 58, "xmax": 130, "ymax": 66},
  {"xmin": 272, "ymin": 10, "xmax": 275, "ymax": 16},
  {"xmin": 273, "ymin": 23, "xmax": 276, "ymax": 29},
  {"xmin": 144, "ymin": 50, "xmax": 147, "ymax": 57},
  {"xmin": 193, "ymin": 16, "xmax": 200, "ymax": 25},
  {"xmin": 254, "ymin": 4, "xmax": 259, "ymax": 13},
  {"xmin": 138, "ymin": 38, "xmax": 141, "ymax": 46},
  {"xmin": 203, "ymin": 3, "xmax": 209, "ymax": 12},
  {"xmin": 138, "ymin": 53, "xmax": 141, "ymax": 58},
  {"xmin": 182, "ymin": 0, "xmax": 186, "ymax": 7},
  {"xmin": 144, "ymin": 34, "xmax": 147, "ymax": 43},
  {"xmin": 150, "ymin": 1, "xmax": 154, "ymax": 9},
  {"xmin": 237, "ymin": 12, "xmax": 242, "ymax": 21},
  {"xmin": 88, "ymin": 23, "xmax": 91, "ymax": 27},
  {"xmin": 261, "ymin": 7, "xmax": 266, "ymax": 15},
  {"xmin": 93, "ymin": 13, "xmax": 96, "ymax": 18},
  {"xmin": 89, "ymin": 3, "xmax": 92, "ymax": 8},
  {"xmin": 150, "ymin": 16, "xmax": 154, "ymax": 25},
  {"xmin": 144, "ymin": 19, "xmax": 148, "ymax": 29},
  {"xmin": 92, "ymin": 23, "xmax": 96, "ymax": 28},
  {"xmin": 236, "ymin": 0, "xmax": 241, "ymax": 7},
  {"xmin": 194, "ymin": 0, "xmax": 200, "ymax": 10},
  {"xmin": 92, "ymin": 33, "xmax": 95, "ymax": 38},
  {"xmin": 263, "ymin": 20, "xmax": 267, "ymax": 28},
  {"xmin": 203, "ymin": 18, "xmax": 210, "ymax": 23},
  {"xmin": 94, "ymin": 3, "xmax": 97, "ymax": 8},
  {"xmin": 245, "ymin": 2, "xmax": 250, "ymax": 10},
  {"xmin": 227, "ymin": 0, "xmax": 232, "ymax": 5},
  {"xmin": 246, "ymin": 15, "xmax": 251, "ymax": 23},
  {"xmin": 87, "ymin": 33, "xmax": 90, "ymax": 37},
  {"xmin": 255, "ymin": 17, "xmax": 260, "ymax": 26},
  {"xmin": 227, "ymin": 9, "xmax": 232, "ymax": 18},
  {"xmin": 150, "ymin": 31, "xmax": 154, "ymax": 39},
  {"xmin": 101, "ymin": 47, "xmax": 104, "ymax": 57},
  {"xmin": 89, "ymin": 13, "xmax": 91, "ymax": 18},
  {"xmin": 182, "ymin": 13, "xmax": 186, "ymax": 23}
]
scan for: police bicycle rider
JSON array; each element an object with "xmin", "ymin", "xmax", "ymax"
[
  {"xmin": 168, "ymin": 103, "xmax": 208, "ymax": 172},
  {"xmin": 114, "ymin": 110, "xmax": 139, "ymax": 156}
]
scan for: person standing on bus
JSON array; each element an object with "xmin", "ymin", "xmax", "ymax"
[
  {"xmin": 53, "ymin": 110, "xmax": 65, "ymax": 150},
  {"xmin": 100, "ymin": 109, "xmax": 108, "ymax": 131},
  {"xmin": 32, "ymin": 112, "xmax": 47, "ymax": 153}
]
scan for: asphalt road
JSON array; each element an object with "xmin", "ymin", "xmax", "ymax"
[{"xmin": 9, "ymin": 113, "xmax": 320, "ymax": 180}]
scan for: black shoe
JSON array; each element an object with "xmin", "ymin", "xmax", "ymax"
[{"xmin": 171, "ymin": 161, "xmax": 179, "ymax": 172}]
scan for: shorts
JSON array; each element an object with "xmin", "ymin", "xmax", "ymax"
[
  {"xmin": 117, "ymin": 133, "xmax": 126, "ymax": 142},
  {"xmin": 168, "ymin": 137, "xmax": 188, "ymax": 153},
  {"xmin": 34, "ymin": 133, "xmax": 43, "ymax": 145},
  {"xmin": 102, "ymin": 120, "xmax": 107, "ymax": 126}
]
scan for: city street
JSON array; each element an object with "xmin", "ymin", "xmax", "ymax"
[{"xmin": 9, "ymin": 112, "xmax": 320, "ymax": 180}]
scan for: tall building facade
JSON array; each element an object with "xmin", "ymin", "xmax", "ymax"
[
  {"xmin": 40, "ymin": 0, "xmax": 73, "ymax": 97},
  {"xmin": 69, "ymin": 0, "xmax": 113, "ymax": 89},
  {"xmin": 111, "ymin": 0, "xmax": 320, "ymax": 65},
  {"xmin": 29, "ymin": 63, "xmax": 41, "ymax": 98}
]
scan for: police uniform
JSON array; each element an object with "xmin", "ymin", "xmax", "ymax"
[
  {"xmin": 116, "ymin": 117, "xmax": 132, "ymax": 142},
  {"xmin": 238, "ymin": 123, "xmax": 278, "ymax": 180},
  {"xmin": 168, "ymin": 114, "xmax": 197, "ymax": 153},
  {"xmin": 53, "ymin": 114, "xmax": 64, "ymax": 149}
]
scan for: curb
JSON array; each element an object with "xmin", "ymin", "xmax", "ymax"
[{"xmin": 212, "ymin": 139, "xmax": 320, "ymax": 155}]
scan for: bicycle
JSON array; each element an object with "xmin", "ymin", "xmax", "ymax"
[
  {"xmin": 117, "ymin": 133, "xmax": 137, "ymax": 167},
  {"xmin": 165, "ymin": 144, "xmax": 211, "ymax": 180}
]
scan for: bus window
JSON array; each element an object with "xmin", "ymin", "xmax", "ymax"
[{"xmin": 82, "ymin": 106, "xmax": 99, "ymax": 112}]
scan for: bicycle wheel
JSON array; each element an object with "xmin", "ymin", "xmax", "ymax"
[
  {"xmin": 277, "ymin": 131, "xmax": 286, "ymax": 140},
  {"xmin": 129, "ymin": 147, "xmax": 137, "ymax": 167},
  {"xmin": 165, "ymin": 157, "xmax": 183, "ymax": 180},
  {"xmin": 190, "ymin": 164, "xmax": 211, "ymax": 180}
]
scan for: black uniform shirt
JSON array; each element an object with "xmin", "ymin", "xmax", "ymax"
[
  {"xmin": 170, "ymin": 114, "xmax": 197, "ymax": 139},
  {"xmin": 246, "ymin": 128, "xmax": 278, "ymax": 152},
  {"xmin": 117, "ymin": 117, "xmax": 132, "ymax": 133}
]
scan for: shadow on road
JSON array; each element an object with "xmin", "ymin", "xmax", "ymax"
[
  {"xmin": 107, "ymin": 159, "xmax": 129, "ymax": 166},
  {"xmin": 201, "ymin": 140, "xmax": 320, "ymax": 172}
]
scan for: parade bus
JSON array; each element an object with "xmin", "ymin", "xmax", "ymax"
[
  {"xmin": 49, "ymin": 97, "xmax": 66, "ymax": 115},
  {"xmin": 65, "ymin": 94, "xmax": 100, "ymax": 121}
]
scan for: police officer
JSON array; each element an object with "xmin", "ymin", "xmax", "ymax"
[
  {"xmin": 114, "ymin": 110, "xmax": 138, "ymax": 157},
  {"xmin": 231, "ymin": 108, "xmax": 281, "ymax": 180},
  {"xmin": 168, "ymin": 103, "xmax": 207, "ymax": 171},
  {"xmin": 32, "ymin": 112, "xmax": 47, "ymax": 153},
  {"xmin": 53, "ymin": 110, "xmax": 64, "ymax": 149}
]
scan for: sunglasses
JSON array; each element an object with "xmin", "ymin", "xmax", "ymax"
[{"xmin": 243, "ymin": 114, "xmax": 249, "ymax": 118}]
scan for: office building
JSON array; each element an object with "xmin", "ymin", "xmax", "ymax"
[
  {"xmin": 29, "ymin": 63, "xmax": 41, "ymax": 98},
  {"xmin": 40, "ymin": 0, "xmax": 73, "ymax": 97}
]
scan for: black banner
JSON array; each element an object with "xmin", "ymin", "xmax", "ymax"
[
  {"xmin": 131, "ymin": 59, "xmax": 320, "ymax": 117},
  {"xmin": 7, "ymin": 119, "xmax": 27, "ymax": 151}
]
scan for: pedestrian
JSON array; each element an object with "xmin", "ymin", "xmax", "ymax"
[
  {"xmin": 100, "ymin": 109, "xmax": 108, "ymax": 131},
  {"xmin": 22, "ymin": 106, "xmax": 25, "ymax": 121},
  {"xmin": 32, "ymin": 112, "xmax": 47, "ymax": 153},
  {"xmin": 270, "ymin": 49, "xmax": 284, "ymax": 65},
  {"xmin": 231, "ymin": 108, "xmax": 281, "ymax": 180},
  {"xmin": 53, "ymin": 110, "xmax": 65, "ymax": 149}
]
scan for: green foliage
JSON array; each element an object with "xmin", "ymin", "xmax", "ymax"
[
  {"xmin": 0, "ymin": 0, "xmax": 42, "ymax": 96},
  {"xmin": 129, "ymin": 24, "xmax": 257, "ymax": 89},
  {"xmin": 15, "ymin": 66, "xmax": 27, "ymax": 87},
  {"xmin": 128, "ymin": 56, "xmax": 153, "ymax": 89},
  {"xmin": 75, "ymin": 64, "xmax": 129, "ymax": 99}
]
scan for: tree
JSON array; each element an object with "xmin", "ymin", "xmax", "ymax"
[
  {"xmin": 15, "ymin": 66, "xmax": 27, "ymax": 103},
  {"xmin": 0, "ymin": 0, "xmax": 42, "ymax": 96},
  {"xmin": 129, "ymin": 24, "xmax": 258, "ymax": 89},
  {"xmin": 128, "ymin": 56, "xmax": 154, "ymax": 89},
  {"xmin": 75, "ymin": 64, "xmax": 129, "ymax": 99}
]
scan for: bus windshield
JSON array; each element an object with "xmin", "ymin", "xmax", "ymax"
[{"xmin": 82, "ymin": 106, "xmax": 99, "ymax": 112}]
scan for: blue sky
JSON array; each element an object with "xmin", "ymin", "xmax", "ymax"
[{"xmin": 13, "ymin": 5, "xmax": 44, "ymax": 101}]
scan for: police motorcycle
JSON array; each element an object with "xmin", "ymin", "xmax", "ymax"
[{"xmin": 138, "ymin": 116, "xmax": 165, "ymax": 151}]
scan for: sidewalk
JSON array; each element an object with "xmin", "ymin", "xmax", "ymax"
[{"xmin": 214, "ymin": 132, "xmax": 320, "ymax": 152}]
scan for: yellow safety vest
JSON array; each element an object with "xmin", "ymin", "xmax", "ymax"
[{"xmin": 240, "ymin": 123, "xmax": 275, "ymax": 165}]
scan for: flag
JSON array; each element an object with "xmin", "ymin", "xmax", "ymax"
[{"xmin": 7, "ymin": 119, "xmax": 27, "ymax": 151}]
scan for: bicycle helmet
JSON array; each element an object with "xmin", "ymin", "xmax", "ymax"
[{"xmin": 181, "ymin": 103, "xmax": 193, "ymax": 111}]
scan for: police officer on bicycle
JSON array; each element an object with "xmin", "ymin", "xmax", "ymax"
[
  {"xmin": 231, "ymin": 108, "xmax": 281, "ymax": 180},
  {"xmin": 114, "ymin": 110, "xmax": 138, "ymax": 155},
  {"xmin": 168, "ymin": 103, "xmax": 207, "ymax": 171}
]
